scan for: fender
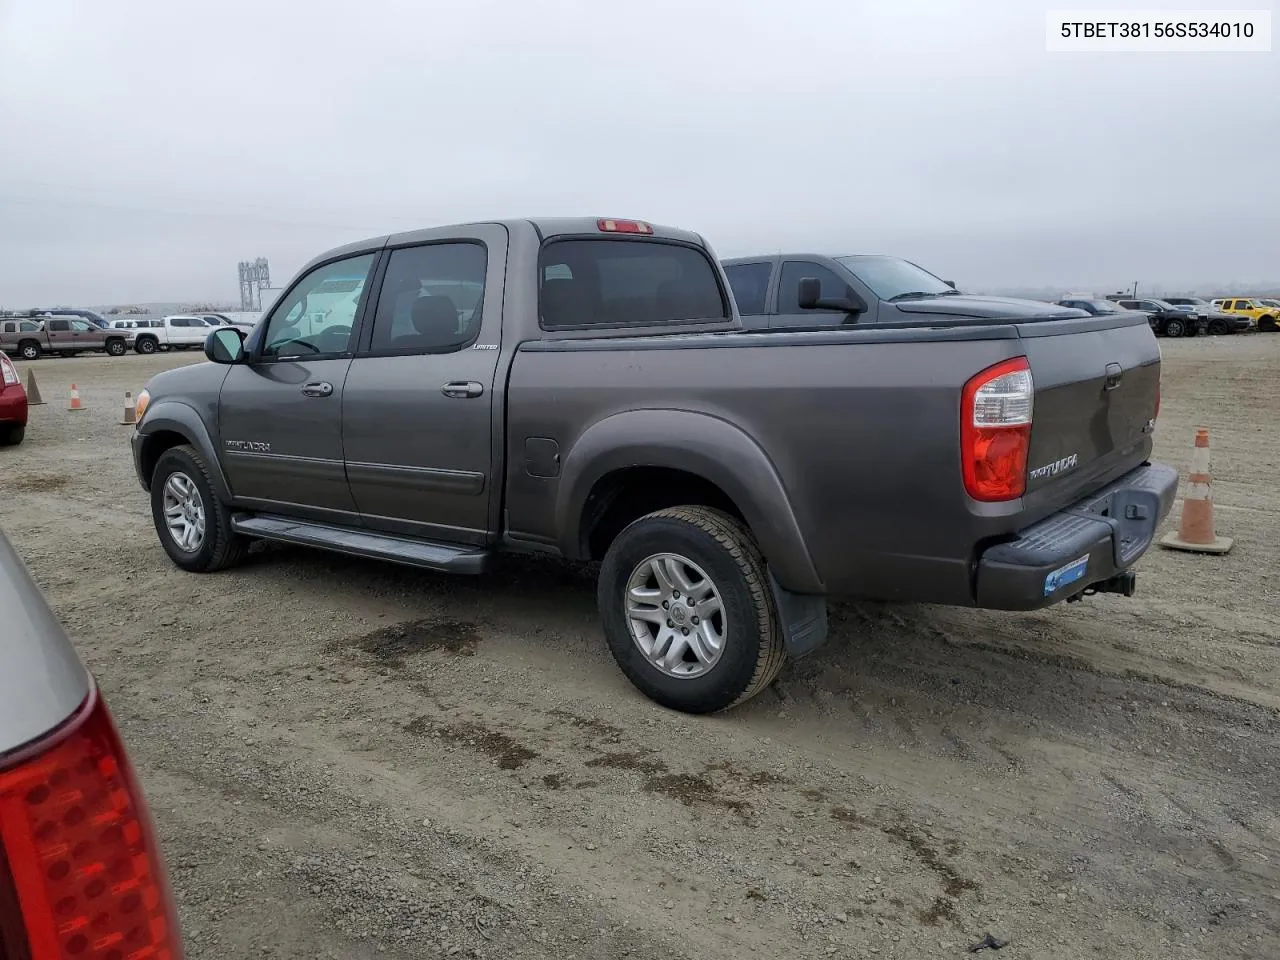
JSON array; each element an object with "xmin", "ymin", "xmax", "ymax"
[
  {"xmin": 134, "ymin": 400, "xmax": 232, "ymax": 503},
  {"xmin": 556, "ymin": 408, "xmax": 824, "ymax": 595}
]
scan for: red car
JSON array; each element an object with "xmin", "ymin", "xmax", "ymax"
[
  {"xmin": 1, "ymin": 526, "xmax": 184, "ymax": 957},
  {"xmin": 1, "ymin": 352, "xmax": 27, "ymax": 446}
]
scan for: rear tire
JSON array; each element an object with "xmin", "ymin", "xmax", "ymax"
[
  {"xmin": 0, "ymin": 425, "xmax": 24, "ymax": 446},
  {"xmin": 150, "ymin": 444, "xmax": 248, "ymax": 572},
  {"xmin": 597, "ymin": 506, "xmax": 786, "ymax": 714},
  {"xmin": 1260, "ymin": 316, "xmax": 1278, "ymax": 333},
  {"xmin": 135, "ymin": 337, "xmax": 158, "ymax": 354}
]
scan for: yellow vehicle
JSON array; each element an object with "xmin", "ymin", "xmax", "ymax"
[{"xmin": 1212, "ymin": 297, "xmax": 1278, "ymax": 332}]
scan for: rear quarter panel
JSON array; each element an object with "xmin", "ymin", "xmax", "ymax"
[
  {"xmin": 505, "ymin": 328, "xmax": 1029, "ymax": 603},
  {"xmin": 0, "ymin": 532, "xmax": 89, "ymax": 755}
]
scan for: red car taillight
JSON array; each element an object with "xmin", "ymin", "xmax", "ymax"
[
  {"xmin": 0, "ymin": 353, "xmax": 19, "ymax": 388},
  {"xmin": 0, "ymin": 687, "xmax": 181, "ymax": 960},
  {"xmin": 961, "ymin": 356, "xmax": 1033, "ymax": 502}
]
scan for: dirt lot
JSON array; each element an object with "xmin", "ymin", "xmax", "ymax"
[{"xmin": 2, "ymin": 336, "xmax": 1277, "ymax": 960}]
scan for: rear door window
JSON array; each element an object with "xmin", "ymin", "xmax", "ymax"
[
  {"xmin": 723, "ymin": 262, "xmax": 772, "ymax": 316},
  {"xmin": 367, "ymin": 242, "xmax": 487, "ymax": 354},
  {"xmin": 538, "ymin": 240, "xmax": 728, "ymax": 330}
]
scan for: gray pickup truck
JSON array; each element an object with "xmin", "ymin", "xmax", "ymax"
[
  {"xmin": 1, "ymin": 315, "xmax": 133, "ymax": 359},
  {"xmin": 130, "ymin": 217, "xmax": 1175, "ymax": 713}
]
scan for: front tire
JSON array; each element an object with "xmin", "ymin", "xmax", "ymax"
[
  {"xmin": 597, "ymin": 506, "xmax": 786, "ymax": 714},
  {"xmin": 105, "ymin": 339, "xmax": 127, "ymax": 357},
  {"xmin": 1208, "ymin": 319, "xmax": 1228, "ymax": 335},
  {"xmin": 1260, "ymin": 316, "xmax": 1278, "ymax": 333},
  {"xmin": 18, "ymin": 341, "xmax": 40, "ymax": 361},
  {"xmin": 0, "ymin": 425, "xmax": 24, "ymax": 446},
  {"xmin": 1164, "ymin": 317, "xmax": 1186, "ymax": 338},
  {"xmin": 150, "ymin": 444, "xmax": 248, "ymax": 572}
]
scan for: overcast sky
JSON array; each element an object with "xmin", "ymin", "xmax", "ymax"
[{"xmin": 1, "ymin": 0, "xmax": 1277, "ymax": 305}]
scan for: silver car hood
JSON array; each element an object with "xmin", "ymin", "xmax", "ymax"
[{"xmin": 0, "ymin": 528, "xmax": 89, "ymax": 755}]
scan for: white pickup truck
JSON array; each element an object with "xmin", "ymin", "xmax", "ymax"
[{"xmin": 131, "ymin": 315, "xmax": 219, "ymax": 354}]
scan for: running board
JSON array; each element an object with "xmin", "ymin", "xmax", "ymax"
[{"xmin": 230, "ymin": 513, "xmax": 491, "ymax": 574}]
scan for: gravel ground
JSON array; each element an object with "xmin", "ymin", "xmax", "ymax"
[{"xmin": 1, "ymin": 334, "xmax": 1277, "ymax": 960}]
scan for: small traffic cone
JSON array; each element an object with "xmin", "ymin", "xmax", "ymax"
[
  {"xmin": 120, "ymin": 391, "xmax": 136, "ymax": 425},
  {"xmin": 68, "ymin": 383, "xmax": 83, "ymax": 411},
  {"xmin": 25, "ymin": 369, "xmax": 45, "ymax": 405},
  {"xmin": 1160, "ymin": 427, "xmax": 1233, "ymax": 554}
]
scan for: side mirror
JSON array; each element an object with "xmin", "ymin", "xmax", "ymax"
[
  {"xmin": 797, "ymin": 278, "xmax": 823, "ymax": 309},
  {"xmin": 205, "ymin": 327, "xmax": 245, "ymax": 364},
  {"xmin": 797, "ymin": 277, "xmax": 862, "ymax": 314},
  {"xmin": 944, "ymin": 280, "xmax": 957, "ymax": 289}
]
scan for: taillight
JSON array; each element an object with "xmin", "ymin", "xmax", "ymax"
[
  {"xmin": 0, "ymin": 686, "xmax": 182, "ymax": 959},
  {"xmin": 0, "ymin": 354, "xmax": 18, "ymax": 387},
  {"xmin": 961, "ymin": 356, "xmax": 1033, "ymax": 502},
  {"xmin": 596, "ymin": 218, "xmax": 653, "ymax": 234}
]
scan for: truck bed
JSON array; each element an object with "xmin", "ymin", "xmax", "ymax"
[{"xmin": 504, "ymin": 311, "xmax": 1160, "ymax": 605}]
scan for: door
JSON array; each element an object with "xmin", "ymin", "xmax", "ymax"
[
  {"xmin": 342, "ymin": 227, "xmax": 507, "ymax": 545},
  {"xmin": 167, "ymin": 317, "xmax": 204, "ymax": 347},
  {"xmin": 217, "ymin": 251, "xmax": 378, "ymax": 519},
  {"xmin": 44, "ymin": 319, "xmax": 76, "ymax": 352},
  {"xmin": 772, "ymin": 259, "xmax": 866, "ymax": 328}
]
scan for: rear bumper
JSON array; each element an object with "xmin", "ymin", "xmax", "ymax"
[
  {"xmin": 0, "ymin": 386, "xmax": 28, "ymax": 425},
  {"xmin": 975, "ymin": 462, "xmax": 1178, "ymax": 611}
]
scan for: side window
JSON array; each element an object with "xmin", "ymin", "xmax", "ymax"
[
  {"xmin": 22, "ymin": 321, "xmax": 39, "ymax": 332},
  {"xmin": 47, "ymin": 319, "xmax": 70, "ymax": 332},
  {"xmin": 538, "ymin": 240, "xmax": 728, "ymax": 330},
  {"xmin": 776, "ymin": 261, "xmax": 855, "ymax": 313},
  {"xmin": 1238, "ymin": 300, "xmax": 1253, "ymax": 310},
  {"xmin": 261, "ymin": 253, "xmax": 376, "ymax": 359},
  {"xmin": 723, "ymin": 262, "xmax": 772, "ymax": 316},
  {"xmin": 368, "ymin": 243, "xmax": 487, "ymax": 355}
]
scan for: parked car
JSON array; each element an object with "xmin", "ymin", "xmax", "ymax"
[
  {"xmin": 0, "ymin": 352, "xmax": 27, "ymax": 445},
  {"xmin": 1053, "ymin": 297, "xmax": 1132, "ymax": 318},
  {"xmin": 1212, "ymin": 297, "xmax": 1278, "ymax": 332},
  {"xmin": 129, "ymin": 216, "xmax": 1172, "ymax": 714},
  {"xmin": 194, "ymin": 314, "xmax": 257, "ymax": 333},
  {"xmin": 720, "ymin": 253, "xmax": 1088, "ymax": 329},
  {"xmin": 1115, "ymin": 299, "xmax": 1204, "ymax": 338},
  {"xmin": 0, "ymin": 527, "xmax": 184, "ymax": 955},
  {"xmin": 132, "ymin": 315, "xmax": 218, "ymax": 354},
  {"xmin": 1157, "ymin": 297, "xmax": 1250, "ymax": 335},
  {"xmin": 0, "ymin": 316, "xmax": 133, "ymax": 359}
]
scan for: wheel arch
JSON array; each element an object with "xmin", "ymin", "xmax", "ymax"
[
  {"xmin": 557, "ymin": 409, "xmax": 823, "ymax": 594},
  {"xmin": 136, "ymin": 401, "xmax": 231, "ymax": 502}
]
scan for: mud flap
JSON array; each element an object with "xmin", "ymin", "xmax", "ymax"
[{"xmin": 768, "ymin": 569, "xmax": 829, "ymax": 659}]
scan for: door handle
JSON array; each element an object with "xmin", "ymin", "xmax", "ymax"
[
  {"xmin": 1103, "ymin": 363, "xmax": 1123, "ymax": 391},
  {"xmin": 442, "ymin": 381, "xmax": 484, "ymax": 399},
  {"xmin": 301, "ymin": 381, "xmax": 334, "ymax": 398}
]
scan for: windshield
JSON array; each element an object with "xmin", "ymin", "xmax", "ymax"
[
  {"xmin": 1082, "ymin": 300, "xmax": 1124, "ymax": 313},
  {"xmin": 836, "ymin": 255, "xmax": 954, "ymax": 300}
]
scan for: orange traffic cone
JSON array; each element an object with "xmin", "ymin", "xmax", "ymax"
[
  {"xmin": 25, "ymin": 369, "xmax": 45, "ymax": 405},
  {"xmin": 120, "ymin": 391, "xmax": 136, "ymax": 425},
  {"xmin": 68, "ymin": 383, "xmax": 83, "ymax": 411},
  {"xmin": 1160, "ymin": 427, "xmax": 1233, "ymax": 554}
]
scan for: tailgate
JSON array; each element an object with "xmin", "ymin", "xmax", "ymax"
[{"xmin": 1018, "ymin": 314, "xmax": 1160, "ymax": 514}]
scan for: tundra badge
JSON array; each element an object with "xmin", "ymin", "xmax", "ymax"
[{"xmin": 1029, "ymin": 453, "xmax": 1079, "ymax": 481}]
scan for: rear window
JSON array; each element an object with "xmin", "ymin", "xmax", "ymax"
[{"xmin": 538, "ymin": 239, "xmax": 728, "ymax": 330}]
